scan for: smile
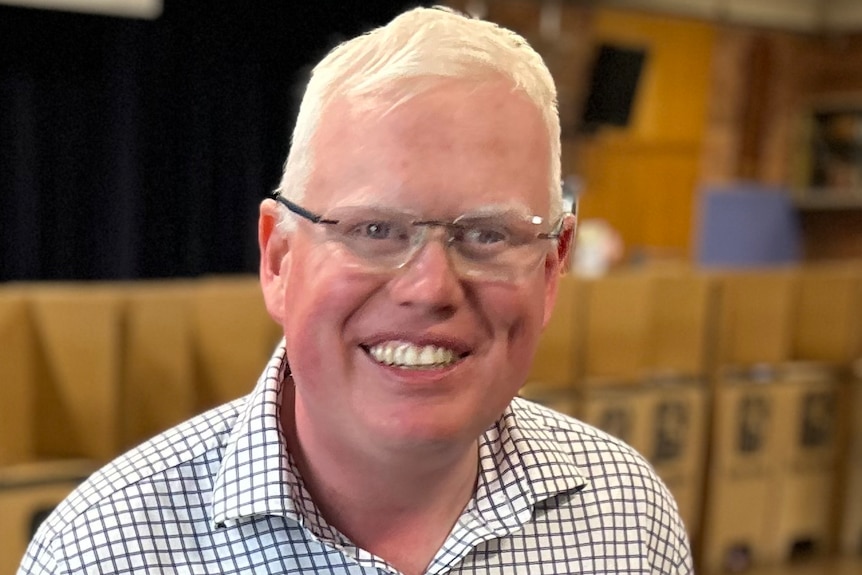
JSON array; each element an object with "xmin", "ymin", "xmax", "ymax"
[{"xmin": 362, "ymin": 341, "xmax": 465, "ymax": 369}]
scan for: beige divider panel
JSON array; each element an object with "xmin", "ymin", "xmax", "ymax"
[
  {"xmin": 120, "ymin": 281, "xmax": 197, "ymax": 450},
  {"xmin": 793, "ymin": 264, "xmax": 862, "ymax": 364},
  {"xmin": 715, "ymin": 270, "xmax": 796, "ymax": 367},
  {"xmin": 192, "ymin": 277, "xmax": 283, "ymax": 408},
  {"xmin": 29, "ymin": 285, "xmax": 122, "ymax": 461},
  {"xmin": 527, "ymin": 275, "xmax": 585, "ymax": 388},
  {"xmin": 0, "ymin": 288, "xmax": 36, "ymax": 465}
]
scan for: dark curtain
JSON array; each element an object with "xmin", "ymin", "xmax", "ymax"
[{"xmin": 0, "ymin": 1, "xmax": 427, "ymax": 281}]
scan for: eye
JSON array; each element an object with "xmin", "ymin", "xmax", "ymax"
[
  {"xmin": 460, "ymin": 225, "xmax": 509, "ymax": 245},
  {"xmin": 361, "ymin": 221, "xmax": 391, "ymax": 239},
  {"xmin": 346, "ymin": 219, "xmax": 409, "ymax": 241}
]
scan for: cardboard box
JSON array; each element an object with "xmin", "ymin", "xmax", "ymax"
[
  {"xmin": 793, "ymin": 265, "xmax": 862, "ymax": 364},
  {"xmin": 0, "ymin": 288, "xmax": 36, "ymax": 465},
  {"xmin": 192, "ymin": 277, "xmax": 283, "ymax": 408},
  {"xmin": 580, "ymin": 270, "xmax": 715, "ymax": 382},
  {"xmin": 517, "ymin": 385, "xmax": 578, "ymax": 418},
  {"xmin": 583, "ymin": 273, "xmax": 653, "ymax": 380},
  {"xmin": 527, "ymin": 275, "xmax": 585, "ymax": 387},
  {"xmin": 575, "ymin": 383, "xmax": 645, "ymax": 449},
  {"xmin": 640, "ymin": 382, "xmax": 709, "ymax": 540},
  {"xmin": 578, "ymin": 381, "xmax": 708, "ymax": 538},
  {"xmin": 647, "ymin": 273, "xmax": 715, "ymax": 377},
  {"xmin": 0, "ymin": 460, "xmax": 95, "ymax": 575},
  {"xmin": 29, "ymin": 285, "xmax": 123, "ymax": 461},
  {"xmin": 701, "ymin": 374, "xmax": 781, "ymax": 574},
  {"xmin": 120, "ymin": 282, "xmax": 197, "ymax": 450},
  {"xmin": 764, "ymin": 365, "xmax": 841, "ymax": 563},
  {"xmin": 732, "ymin": 557, "xmax": 862, "ymax": 575},
  {"xmin": 839, "ymin": 376, "xmax": 862, "ymax": 556},
  {"xmin": 714, "ymin": 270, "xmax": 796, "ymax": 367}
]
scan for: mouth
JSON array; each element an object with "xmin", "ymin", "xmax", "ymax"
[{"xmin": 360, "ymin": 340, "xmax": 469, "ymax": 370}]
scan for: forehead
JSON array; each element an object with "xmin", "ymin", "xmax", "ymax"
[{"xmin": 308, "ymin": 78, "xmax": 551, "ymax": 218}]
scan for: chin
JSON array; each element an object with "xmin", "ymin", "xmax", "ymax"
[{"xmin": 371, "ymin": 409, "xmax": 481, "ymax": 448}]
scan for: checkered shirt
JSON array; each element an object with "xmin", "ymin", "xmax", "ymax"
[{"xmin": 19, "ymin": 343, "xmax": 692, "ymax": 574}]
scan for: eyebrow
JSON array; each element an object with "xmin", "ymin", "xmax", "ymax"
[
  {"xmin": 324, "ymin": 201, "xmax": 541, "ymax": 221},
  {"xmin": 456, "ymin": 204, "xmax": 536, "ymax": 218}
]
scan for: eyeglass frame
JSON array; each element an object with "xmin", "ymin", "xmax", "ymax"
[{"xmin": 269, "ymin": 191, "xmax": 570, "ymax": 281}]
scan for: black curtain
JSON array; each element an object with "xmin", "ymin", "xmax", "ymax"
[{"xmin": 0, "ymin": 1, "xmax": 427, "ymax": 281}]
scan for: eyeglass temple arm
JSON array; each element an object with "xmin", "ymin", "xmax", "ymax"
[{"xmin": 270, "ymin": 192, "xmax": 324, "ymax": 224}]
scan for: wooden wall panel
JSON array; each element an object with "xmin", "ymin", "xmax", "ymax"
[
  {"xmin": 577, "ymin": 10, "xmax": 715, "ymax": 257},
  {"xmin": 590, "ymin": 10, "xmax": 714, "ymax": 143},
  {"xmin": 579, "ymin": 141, "xmax": 702, "ymax": 255}
]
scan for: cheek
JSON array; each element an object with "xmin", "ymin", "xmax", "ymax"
[
  {"xmin": 482, "ymin": 280, "xmax": 547, "ymax": 355},
  {"xmin": 279, "ymin": 248, "xmax": 381, "ymax": 369}
]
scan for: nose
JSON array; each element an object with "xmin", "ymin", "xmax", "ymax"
[{"xmin": 386, "ymin": 227, "xmax": 466, "ymax": 316}]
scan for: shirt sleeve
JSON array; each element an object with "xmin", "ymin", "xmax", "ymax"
[
  {"xmin": 17, "ymin": 529, "xmax": 65, "ymax": 575},
  {"xmin": 645, "ymin": 477, "xmax": 694, "ymax": 575}
]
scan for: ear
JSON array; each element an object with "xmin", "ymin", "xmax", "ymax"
[
  {"xmin": 259, "ymin": 199, "xmax": 290, "ymax": 324},
  {"xmin": 542, "ymin": 215, "xmax": 576, "ymax": 328}
]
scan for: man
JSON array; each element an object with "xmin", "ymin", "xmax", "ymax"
[{"xmin": 20, "ymin": 7, "xmax": 692, "ymax": 574}]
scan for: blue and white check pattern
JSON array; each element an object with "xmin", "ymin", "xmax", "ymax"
[{"xmin": 19, "ymin": 343, "xmax": 692, "ymax": 574}]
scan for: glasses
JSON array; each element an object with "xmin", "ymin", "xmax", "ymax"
[{"xmin": 271, "ymin": 192, "xmax": 566, "ymax": 282}]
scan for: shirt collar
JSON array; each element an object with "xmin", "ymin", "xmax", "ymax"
[
  {"xmin": 210, "ymin": 343, "xmax": 589, "ymax": 531},
  {"xmin": 468, "ymin": 399, "xmax": 589, "ymax": 535},
  {"xmin": 210, "ymin": 343, "xmax": 300, "ymax": 528}
]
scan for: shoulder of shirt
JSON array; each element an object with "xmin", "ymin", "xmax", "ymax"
[
  {"xmin": 33, "ymin": 396, "xmax": 247, "ymax": 541},
  {"xmin": 510, "ymin": 397, "xmax": 693, "ymax": 571},
  {"xmin": 509, "ymin": 396, "xmax": 657, "ymax": 474}
]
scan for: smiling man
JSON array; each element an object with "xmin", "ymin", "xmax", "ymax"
[{"xmin": 20, "ymin": 7, "xmax": 692, "ymax": 575}]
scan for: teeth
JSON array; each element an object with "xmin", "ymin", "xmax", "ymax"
[{"xmin": 367, "ymin": 341, "xmax": 458, "ymax": 368}]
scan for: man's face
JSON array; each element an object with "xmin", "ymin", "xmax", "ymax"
[{"xmin": 261, "ymin": 78, "xmax": 570, "ymax": 452}]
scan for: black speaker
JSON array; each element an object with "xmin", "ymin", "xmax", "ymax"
[{"xmin": 580, "ymin": 44, "xmax": 648, "ymax": 133}]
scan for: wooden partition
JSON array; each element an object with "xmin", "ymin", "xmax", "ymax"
[
  {"xmin": 28, "ymin": 285, "xmax": 124, "ymax": 461},
  {"xmin": 0, "ymin": 289, "xmax": 36, "ymax": 466},
  {"xmin": 120, "ymin": 282, "xmax": 198, "ymax": 450}
]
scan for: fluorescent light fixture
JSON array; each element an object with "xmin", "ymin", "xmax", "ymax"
[{"xmin": 0, "ymin": 0, "xmax": 162, "ymax": 19}]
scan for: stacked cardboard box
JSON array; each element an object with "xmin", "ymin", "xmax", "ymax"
[
  {"xmin": 766, "ymin": 365, "xmax": 841, "ymax": 562},
  {"xmin": 789, "ymin": 264, "xmax": 862, "ymax": 559},
  {"xmin": 701, "ymin": 368, "xmax": 781, "ymax": 573},
  {"xmin": 713, "ymin": 270, "xmax": 796, "ymax": 368},
  {"xmin": 701, "ymin": 364, "xmax": 842, "ymax": 570},
  {"xmin": 792, "ymin": 265, "xmax": 861, "ymax": 365},
  {"xmin": 523, "ymin": 270, "xmax": 714, "ymax": 542},
  {"xmin": 524, "ymin": 270, "xmax": 714, "ymax": 388},
  {"xmin": 700, "ymin": 269, "xmax": 797, "ymax": 573},
  {"xmin": 841, "ymin": 371, "xmax": 862, "ymax": 556},
  {"xmin": 574, "ymin": 380, "xmax": 708, "ymax": 535}
]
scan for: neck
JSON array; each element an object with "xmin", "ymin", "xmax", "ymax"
[{"xmin": 280, "ymin": 387, "xmax": 479, "ymax": 575}]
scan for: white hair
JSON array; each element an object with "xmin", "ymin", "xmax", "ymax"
[{"xmin": 275, "ymin": 5, "xmax": 562, "ymax": 230}]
